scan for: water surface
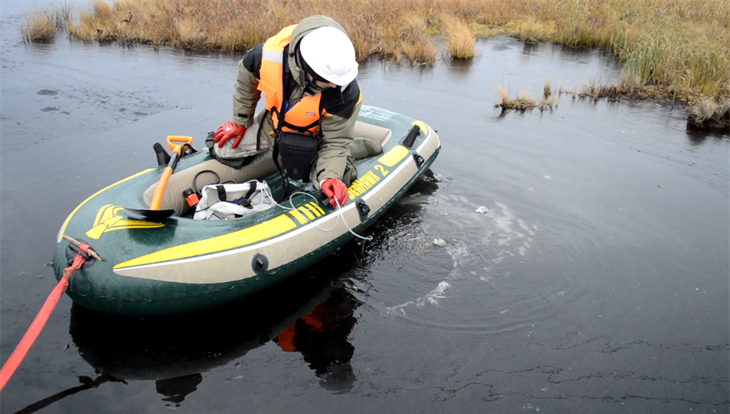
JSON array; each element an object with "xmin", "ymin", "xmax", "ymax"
[{"xmin": 1, "ymin": 2, "xmax": 728, "ymax": 413}]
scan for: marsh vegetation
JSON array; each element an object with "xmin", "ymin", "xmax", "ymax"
[
  {"xmin": 20, "ymin": 0, "xmax": 730, "ymax": 128},
  {"xmin": 20, "ymin": 4, "xmax": 72, "ymax": 42},
  {"xmin": 494, "ymin": 84, "xmax": 557, "ymax": 114}
]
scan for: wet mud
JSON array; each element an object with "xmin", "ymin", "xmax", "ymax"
[{"xmin": 2, "ymin": 2, "xmax": 728, "ymax": 413}]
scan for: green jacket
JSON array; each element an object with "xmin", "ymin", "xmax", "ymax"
[{"xmin": 230, "ymin": 15, "xmax": 362, "ymax": 184}]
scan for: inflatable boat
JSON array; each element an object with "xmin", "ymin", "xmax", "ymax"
[{"xmin": 52, "ymin": 106, "xmax": 440, "ymax": 317}]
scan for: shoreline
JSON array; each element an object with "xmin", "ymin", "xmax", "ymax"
[{"xmin": 17, "ymin": 0, "xmax": 730, "ymax": 130}]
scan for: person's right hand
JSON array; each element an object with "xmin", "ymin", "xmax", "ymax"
[
  {"xmin": 214, "ymin": 121, "xmax": 246, "ymax": 149},
  {"xmin": 321, "ymin": 178, "xmax": 349, "ymax": 207}
]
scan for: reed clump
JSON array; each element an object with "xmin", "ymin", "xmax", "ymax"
[
  {"xmin": 496, "ymin": 80, "xmax": 557, "ymax": 114},
  {"xmin": 396, "ymin": 16, "xmax": 436, "ymax": 64},
  {"xmin": 440, "ymin": 16, "xmax": 475, "ymax": 59},
  {"xmin": 21, "ymin": 5, "xmax": 72, "ymax": 42},
  {"xmin": 687, "ymin": 98, "xmax": 730, "ymax": 129},
  {"xmin": 24, "ymin": 0, "xmax": 730, "ymax": 127},
  {"xmin": 541, "ymin": 81, "xmax": 557, "ymax": 109},
  {"xmin": 496, "ymin": 89, "xmax": 535, "ymax": 111},
  {"xmin": 495, "ymin": 88, "xmax": 557, "ymax": 113}
]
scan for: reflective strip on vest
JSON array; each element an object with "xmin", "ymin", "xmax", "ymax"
[
  {"xmin": 261, "ymin": 49, "xmax": 283, "ymax": 64},
  {"xmin": 259, "ymin": 25, "xmax": 323, "ymax": 135}
]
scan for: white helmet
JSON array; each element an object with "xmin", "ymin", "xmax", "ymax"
[{"xmin": 299, "ymin": 27, "xmax": 358, "ymax": 86}]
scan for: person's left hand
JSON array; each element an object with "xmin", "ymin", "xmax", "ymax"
[
  {"xmin": 214, "ymin": 121, "xmax": 246, "ymax": 149},
  {"xmin": 321, "ymin": 178, "xmax": 349, "ymax": 207}
]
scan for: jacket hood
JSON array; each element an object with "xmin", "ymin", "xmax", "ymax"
[{"xmin": 288, "ymin": 15, "xmax": 349, "ymax": 88}]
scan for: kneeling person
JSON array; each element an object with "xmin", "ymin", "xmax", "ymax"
[{"xmin": 214, "ymin": 15, "xmax": 362, "ymax": 207}]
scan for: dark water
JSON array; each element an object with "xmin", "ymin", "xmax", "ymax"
[{"xmin": 2, "ymin": 2, "xmax": 729, "ymax": 413}]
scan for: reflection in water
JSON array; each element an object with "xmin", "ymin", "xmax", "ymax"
[
  {"xmin": 521, "ymin": 41, "xmax": 541, "ymax": 56},
  {"xmin": 685, "ymin": 127, "xmax": 730, "ymax": 146},
  {"xmin": 155, "ymin": 374, "xmax": 203, "ymax": 404},
  {"xmin": 493, "ymin": 105, "xmax": 544, "ymax": 121},
  {"xmin": 447, "ymin": 56, "xmax": 474, "ymax": 71},
  {"xmin": 275, "ymin": 288, "xmax": 361, "ymax": 392},
  {"xmin": 13, "ymin": 374, "xmax": 122, "ymax": 414},
  {"xmin": 67, "ymin": 281, "xmax": 362, "ymax": 402},
  {"xmin": 554, "ymin": 42, "xmax": 621, "ymax": 69}
]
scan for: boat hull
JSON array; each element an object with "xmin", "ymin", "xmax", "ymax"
[{"xmin": 53, "ymin": 106, "xmax": 440, "ymax": 317}]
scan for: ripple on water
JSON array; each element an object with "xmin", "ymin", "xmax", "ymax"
[
  {"xmin": 362, "ymin": 194, "xmax": 556, "ymax": 336},
  {"xmin": 361, "ymin": 189, "xmax": 607, "ymax": 343}
]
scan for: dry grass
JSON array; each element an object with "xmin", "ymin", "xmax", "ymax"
[
  {"xmin": 496, "ymin": 81, "xmax": 557, "ymax": 114},
  {"xmin": 541, "ymin": 83, "xmax": 557, "ymax": 109},
  {"xmin": 514, "ymin": 16, "xmax": 555, "ymax": 44},
  {"xmin": 441, "ymin": 16, "xmax": 475, "ymax": 59},
  {"xmin": 496, "ymin": 89, "xmax": 531, "ymax": 110},
  {"xmin": 564, "ymin": 75, "xmax": 666, "ymax": 102},
  {"xmin": 495, "ymin": 88, "xmax": 555, "ymax": 112},
  {"xmin": 22, "ymin": 12, "xmax": 57, "ymax": 42},
  {"xmin": 543, "ymin": 80, "xmax": 552, "ymax": 100},
  {"xmin": 397, "ymin": 16, "xmax": 436, "ymax": 64},
  {"xmin": 21, "ymin": 5, "xmax": 72, "ymax": 42},
  {"xmin": 22, "ymin": 0, "xmax": 730, "ymax": 127},
  {"xmin": 687, "ymin": 98, "xmax": 730, "ymax": 128}
]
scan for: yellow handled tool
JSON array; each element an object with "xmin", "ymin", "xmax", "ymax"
[{"xmin": 149, "ymin": 135, "xmax": 193, "ymax": 210}]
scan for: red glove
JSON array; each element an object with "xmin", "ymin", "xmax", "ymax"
[
  {"xmin": 321, "ymin": 178, "xmax": 349, "ymax": 207},
  {"xmin": 214, "ymin": 121, "xmax": 246, "ymax": 149}
]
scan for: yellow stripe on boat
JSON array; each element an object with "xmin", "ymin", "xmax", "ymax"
[
  {"xmin": 378, "ymin": 145, "xmax": 409, "ymax": 167},
  {"xmin": 309, "ymin": 202, "xmax": 325, "ymax": 216},
  {"xmin": 114, "ymin": 214, "xmax": 297, "ymax": 269},
  {"xmin": 85, "ymin": 204, "xmax": 164, "ymax": 240},
  {"xmin": 411, "ymin": 120, "xmax": 429, "ymax": 135},
  {"xmin": 57, "ymin": 169, "xmax": 154, "ymax": 242},
  {"xmin": 288, "ymin": 210, "xmax": 308, "ymax": 224},
  {"xmin": 298, "ymin": 206, "xmax": 315, "ymax": 221}
]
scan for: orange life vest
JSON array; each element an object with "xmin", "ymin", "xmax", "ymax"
[{"xmin": 258, "ymin": 25, "xmax": 324, "ymax": 135}]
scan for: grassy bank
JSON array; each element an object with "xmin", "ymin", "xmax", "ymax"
[{"xmin": 23, "ymin": 0, "xmax": 730, "ymax": 128}]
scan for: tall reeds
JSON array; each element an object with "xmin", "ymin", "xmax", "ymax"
[
  {"xmin": 21, "ymin": 4, "xmax": 72, "ymax": 42},
  {"xmin": 397, "ymin": 16, "xmax": 436, "ymax": 64},
  {"xmin": 441, "ymin": 16, "xmax": 475, "ymax": 59}
]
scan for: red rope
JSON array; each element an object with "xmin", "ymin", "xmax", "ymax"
[{"xmin": 0, "ymin": 253, "xmax": 85, "ymax": 392}]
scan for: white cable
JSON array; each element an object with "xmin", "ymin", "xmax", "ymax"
[
  {"xmin": 332, "ymin": 195, "xmax": 373, "ymax": 242},
  {"xmin": 274, "ymin": 190, "xmax": 372, "ymax": 241}
]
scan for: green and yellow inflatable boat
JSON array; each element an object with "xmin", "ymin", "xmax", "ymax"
[{"xmin": 53, "ymin": 106, "xmax": 440, "ymax": 317}]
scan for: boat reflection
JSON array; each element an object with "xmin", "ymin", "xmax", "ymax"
[{"xmin": 68, "ymin": 271, "xmax": 363, "ymax": 402}]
